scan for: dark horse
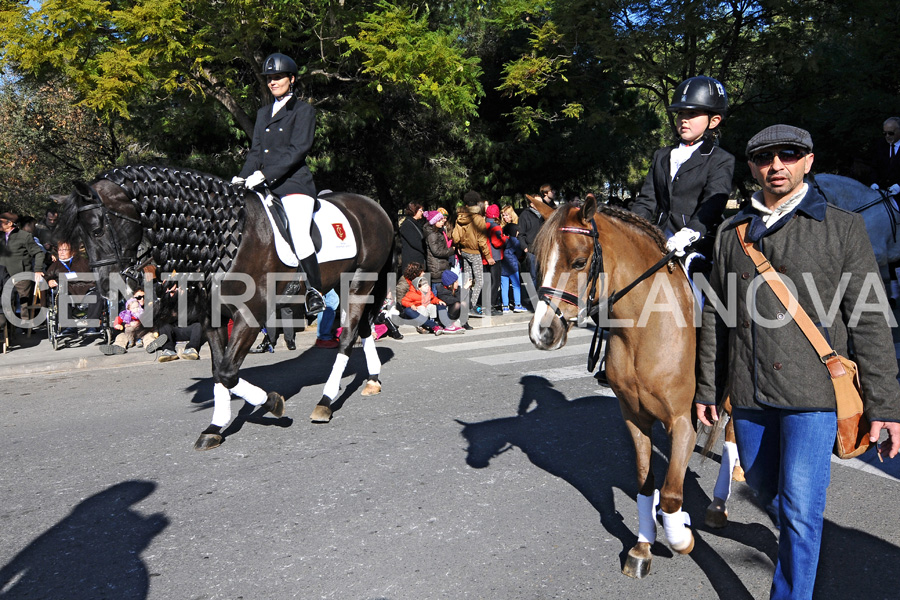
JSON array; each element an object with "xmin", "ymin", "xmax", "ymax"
[
  {"xmin": 56, "ymin": 165, "xmax": 393, "ymax": 450},
  {"xmin": 527, "ymin": 194, "xmax": 698, "ymax": 578}
]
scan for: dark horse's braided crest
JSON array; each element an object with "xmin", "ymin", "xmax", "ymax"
[{"xmin": 101, "ymin": 165, "xmax": 246, "ymax": 286}]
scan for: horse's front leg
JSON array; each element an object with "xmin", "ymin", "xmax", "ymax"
[
  {"xmin": 622, "ymin": 414, "xmax": 656, "ymax": 579},
  {"xmin": 194, "ymin": 317, "xmax": 284, "ymax": 450},
  {"xmin": 658, "ymin": 413, "xmax": 697, "ymax": 555}
]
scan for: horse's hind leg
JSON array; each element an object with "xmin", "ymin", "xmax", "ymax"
[
  {"xmin": 622, "ymin": 416, "xmax": 656, "ymax": 579},
  {"xmin": 705, "ymin": 400, "xmax": 742, "ymax": 528},
  {"xmin": 310, "ymin": 274, "xmax": 382, "ymax": 422},
  {"xmin": 658, "ymin": 414, "xmax": 697, "ymax": 554}
]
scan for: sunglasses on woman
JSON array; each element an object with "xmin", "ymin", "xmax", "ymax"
[{"xmin": 750, "ymin": 148, "xmax": 807, "ymax": 167}]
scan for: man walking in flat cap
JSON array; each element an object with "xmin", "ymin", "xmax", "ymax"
[{"xmin": 694, "ymin": 125, "xmax": 900, "ymax": 599}]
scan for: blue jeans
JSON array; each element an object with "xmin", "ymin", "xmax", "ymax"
[
  {"xmin": 316, "ymin": 289, "xmax": 340, "ymax": 340},
  {"xmin": 732, "ymin": 407, "xmax": 837, "ymax": 600},
  {"xmin": 500, "ymin": 271, "xmax": 521, "ymax": 307}
]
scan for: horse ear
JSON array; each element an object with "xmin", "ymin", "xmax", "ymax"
[
  {"xmin": 49, "ymin": 194, "xmax": 68, "ymax": 204},
  {"xmin": 579, "ymin": 193, "xmax": 597, "ymax": 223},
  {"xmin": 72, "ymin": 180, "xmax": 93, "ymax": 199},
  {"xmin": 527, "ymin": 194, "xmax": 554, "ymax": 219}
]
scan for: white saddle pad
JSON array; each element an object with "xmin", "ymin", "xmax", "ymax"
[{"xmin": 258, "ymin": 194, "xmax": 357, "ymax": 267}]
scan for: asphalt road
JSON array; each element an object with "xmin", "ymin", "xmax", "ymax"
[{"xmin": 1, "ymin": 322, "xmax": 898, "ymax": 600}]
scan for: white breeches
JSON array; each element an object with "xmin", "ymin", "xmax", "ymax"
[{"xmin": 283, "ymin": 193, "xmax": 315, "ymax": 259}]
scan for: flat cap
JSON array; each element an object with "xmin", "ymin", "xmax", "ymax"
[
  {"xmin": 0, "ymin": 212, "xmax": 18, "ymax": 222},
  {"xmin": 746, "ymin": 124, "xmax": 813, "ymax": 156}
]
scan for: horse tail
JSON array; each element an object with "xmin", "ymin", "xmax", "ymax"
[{"xmin": 698, "ymin": 419, "xmax": 723, "ymax": 462}]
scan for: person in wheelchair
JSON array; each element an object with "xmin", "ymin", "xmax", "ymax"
[{"xmin": 43, "ymin": 241, "xmax": 103, "ymax": 335}]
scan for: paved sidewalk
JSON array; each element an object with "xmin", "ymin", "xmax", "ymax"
[{"xmin": 0, "ymin": 308, "xmax": 536, "ymax": 378}]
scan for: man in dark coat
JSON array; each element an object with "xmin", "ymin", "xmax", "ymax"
[
  {"xmin": 861, "ymin": 116, "xmax": 900, "ymax": 194},
  {"xmin": 695, "ymin": 125, "xmax": 900, "ymax": 600},
  {"xmin": 0, "ymin": 212, "xmax": 45, "ymax": 312}
]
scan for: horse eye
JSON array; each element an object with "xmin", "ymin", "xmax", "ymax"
[
  {"xmin": 572, "ymin": 257, "xmax": 588, "ymax": 270},
  {"xmin": 92, "ymin": 227, "xmax": 103, "ymax": 238}
]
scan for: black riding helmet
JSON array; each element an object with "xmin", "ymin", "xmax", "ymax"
[
  {"xmin": 260, "ymin": 53, "xmax": 298, "ymax": 76},
  {"xmin": 667, "ymin": 76, "xmax": 728, "ymax": 117}
]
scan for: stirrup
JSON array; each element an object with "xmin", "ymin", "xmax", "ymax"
[{"xmin": 306, "ymin": 288, "xmax": 325, "ymax": 316}]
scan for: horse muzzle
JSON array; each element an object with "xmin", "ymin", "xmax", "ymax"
[{"xmin": 528, "ymin": 300, "xmax": 571, "ymax": 350}]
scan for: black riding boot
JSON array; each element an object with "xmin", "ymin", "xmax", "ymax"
[{"xmin": 299, "ymin": 254, "xmax": 325, "ymax": 316}]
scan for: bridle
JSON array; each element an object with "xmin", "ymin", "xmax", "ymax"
[
  {"xmin": 537, "ymin": 216, "xmax": 678, "ymax": 370},
  {"xmin": 77, "ymin": 186, "xmax": 150, "ymax": 285}
]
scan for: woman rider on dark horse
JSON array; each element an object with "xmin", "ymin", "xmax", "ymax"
[{"xmin": 232, "ymin": 51, "xmax": 326, "ymax": 316}]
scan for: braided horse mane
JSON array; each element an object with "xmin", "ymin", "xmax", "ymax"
[{"xmin": 99, "ymin": 164, "xmax": 247, "ymax": 287}]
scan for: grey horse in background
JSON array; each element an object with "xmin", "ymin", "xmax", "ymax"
[{"xmin": 813, "ymin": 174, "xmax": 900, "ymax": 270}]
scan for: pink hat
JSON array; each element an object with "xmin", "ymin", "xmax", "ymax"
[
  {"xmin": 485, "ymin": 204, "xmax": 500, "ymax": 219},
  {"xmin": 425, "ymin": 210, "xmax": 444, "ymax": 225}
]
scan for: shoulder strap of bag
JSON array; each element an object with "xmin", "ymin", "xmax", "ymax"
[{"xmin": 734, "ymin": 223, "xmax": 844, "ymax": 371}]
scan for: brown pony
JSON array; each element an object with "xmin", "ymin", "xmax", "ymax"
[{"xmin": 527, "ymin": 194, "xmax": 699, "ymax": 578}]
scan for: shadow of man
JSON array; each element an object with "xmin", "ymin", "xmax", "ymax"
[{"xmin": 0, "ymin": 480, "xmax": 168, "ymax": 599}]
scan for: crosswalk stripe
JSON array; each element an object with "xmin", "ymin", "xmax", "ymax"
[
  {"xmin": 523, "ymin": 364, "xmax": 596, "ymax": 381},
  {"xmin": 470, "ymin": 342, "xmax": 592, "ymax": 366}
]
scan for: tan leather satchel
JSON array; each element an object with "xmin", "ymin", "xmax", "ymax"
[{"xmin": 735, "ymin": 223, "xmax": 871, "ymax": 459}]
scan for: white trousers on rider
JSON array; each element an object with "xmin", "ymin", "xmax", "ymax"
[{"xmin": 283, "ymin": 193, "xmax": 315, "ymax": 259}]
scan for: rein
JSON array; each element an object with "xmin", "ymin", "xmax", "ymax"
[{"xmin": 538, "ymin": 219, "xmax": 677, "ymax": 371}]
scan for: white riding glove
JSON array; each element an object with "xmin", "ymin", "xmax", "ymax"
[
  {"xmin": 666, "ymin": 227, "xmax": 700, "ymax": 257},
  {"xmin": 889, "ymin": 184, "xmax": 900, "ymax": 196},
  {"xmin": 230, "ymin": 176, "xmax": 245, "ymax": 185},
  {"xmin": 244, "ymin": 170, "xmax": 266, "ymax": 189},
  {"xmin": 871, "ymin": 183, "xmax": 880, "ymax": 191}
]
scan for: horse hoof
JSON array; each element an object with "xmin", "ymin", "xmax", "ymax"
[
  {"xmin": 194, "ymin": 433, "xmax": 223, "ymax": 451},
  {"xmin": 310, "ymin": 403, "xmax": 333, "ymax": 423},
  {"xmin": 705, "ymin": 507, "xmax": 729, "ymax": 529},
  {"xmin": 263, "ymin": 392, "xmax": 285, "ymax": 417},
  {"xmin": 671, "ymin": 531, "xmax": 695, "ymax": 555},
  {"xmin": 732, "ymin": 465, "xmax": 745, "ymax": 482},
  {"xmin": 622, "ymin": 545, "xmax": 652, "ymax": 579},
  {"xmin": 360, "ymin": 380, "xmax": 382, "ymax": 396}
]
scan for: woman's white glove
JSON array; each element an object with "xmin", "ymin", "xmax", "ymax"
[
  {"xmin": 231, "ymin": 176, "xmax": 245, "ymax": 185},
  {"xmin": 244, "ymin": 170, "xmax": 266, "ymax": 189},
  {"xmin": 666, "ymin": 227, "xmax": 700, "ymax": 257},
  {"xmin": 871, "ymin": 183, "xmax": 880, "ymax": 191},
  {"xmin": 889, "ymin": 184, "xmax": 900, "ymax": 196}
]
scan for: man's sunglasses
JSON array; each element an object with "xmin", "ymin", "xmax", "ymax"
[{"xmin": 750, "ymin": 148, "xmax": 807, "ymax": 167}]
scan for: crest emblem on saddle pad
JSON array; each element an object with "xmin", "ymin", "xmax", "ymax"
[{"xmin": 332, "ymin": 223, "xmax": 347, "ymax": 241}]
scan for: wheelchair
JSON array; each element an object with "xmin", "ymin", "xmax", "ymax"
[{"xmin": 46, "ymin": 287, "xmax": 114, "ymax": 350}]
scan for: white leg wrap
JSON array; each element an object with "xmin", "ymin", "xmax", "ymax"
[
  {"xmin": 322, "ymin": 353, "xmax": 350, "ymax": 400},
  {"xmin": 230, "ymin": 378, "xmax": 267, "ymax": 406},
  {"xmin": 362, "ymin": 336, "xmax": 381, "ymax": 377},
  {"xmin": 211, "ymin": 383, "xmax": 233, "ymax": 427},
  {"xmin": 661, "ymin": 509, "xmax": 692, "ymax": 551},
  {"xmin": 636, "ymin": 490, "xmax": 659, "ymax": 544},
  {"xmin": 713, "ymin": 441, "xmax": 739, "ymax": 502}
]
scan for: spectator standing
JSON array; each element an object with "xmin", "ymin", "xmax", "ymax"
[
  {"xmin": 696, "ymin": 124, "xmax": 900, "ymax": 600},
  {"xmin": 484, "ymin": 204, "xmax": 507, "ymax": 312},
  {"xmin": 315, "ymin": 288, "xmax": 341, "ymax": 349},
  {"xmin": 517, "ymin": 187, "xmax": 553, "ymax": 299},
  {"xmin": 862, "ymin": 116, "xmax": 900, "ymax": 194},
  {"xmin": 0, "ymin": 212, "xmax": 45, "ymax": 318},
  {"xmin": 451, "ymin": 191, "xmax": 493, "ymax": 316},
  {"xmin": 500, "ymin": 206, "xmax": 525, "ymax": 313},
  {"xmin": 34, "ymin": 207, "xmax": 60, "ymax": 255},
  {"xmin": 398, "ymin": 202, "xmax": 426, "ymax": 272},
  {"xmin": 423, "ymin": 210, "xmax": 455, "ymax": 291}
]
